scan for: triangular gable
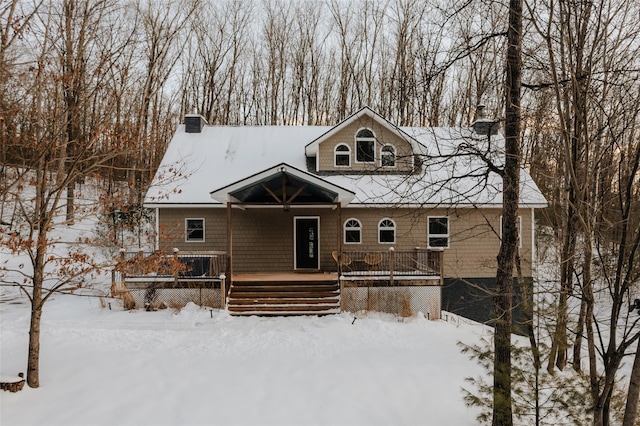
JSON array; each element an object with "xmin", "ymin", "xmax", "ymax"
[
  {"xmin": 210, "ymin": 162, "xmax": 356, "ymax": 207},
  {"xmin": 304, "ymin": 106, "xmax": 427, "ymax": 157}
]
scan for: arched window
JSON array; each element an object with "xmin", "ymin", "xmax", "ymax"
[
  {"xmin": 381, "ymin": 144, "xmax": 396, "ymax": 167},
  {"xmin": 344, "ymin": 218, "xmax": 362, "ymax": 244},
  {"xmin": 355, "ymin": 128, "xmax": 375, "ymax": 163},
  {"xmin": 378, "ymin": 218, "xmax": 395, "ymax": 243},
  {"xmin": 334, "ymin": 144, "xmax": 351, "ymax": 167}
]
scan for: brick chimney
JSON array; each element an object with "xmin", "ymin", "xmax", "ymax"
[
  {"xmin": 471, "ymin": 105, "xmax": 499, "ymax": 136},
  {"xmin": 184, "ymin": 114, "xmax": 207, "ymax": 133}
]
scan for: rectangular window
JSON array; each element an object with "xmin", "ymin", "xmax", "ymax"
[
  {"xmin": 428, "ymin": 216, "xmax": 449, "ymax": 248},
  {"xmin": 345, "ymin": 229, "xmax": 361, "ymax": 243},
  {"xmin": 356, "ymin": 140, "xmax": 375, "ymax": 162},
  {"xmin": 379, "ymin": 229, "xmax": 395, "ymax": 243},
  {"xmin": 336, "ymin": 153, "xmax": 350, "ymax": 166},
  {"xmin": 500, "ymin": 216, "xmax": 522, "ymax": 248},
  {"xmin": 186, "ymin": 218, "xmax": 204, "ymax": 242}
]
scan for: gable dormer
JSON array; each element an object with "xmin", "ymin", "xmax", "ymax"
[{"xmin": 305, "ymin": 107, "xmax": 426, "ymax": 174}]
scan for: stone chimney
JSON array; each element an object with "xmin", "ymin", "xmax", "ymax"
[
  {"xmin": 471, "ymin": 105, "xmax": 499, "ymax": 136},
  {"xmin": 184, "ymin": 114, "xmax": 207, "ymax": 133}
]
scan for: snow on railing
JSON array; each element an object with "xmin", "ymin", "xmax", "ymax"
[{"xmin": 339, "ymin": 248, "xmax": 443, "ymax": 283}]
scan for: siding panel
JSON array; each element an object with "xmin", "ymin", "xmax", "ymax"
[{"xmin": 157, "ymin": 206, "xmax": 534, "ymax": 278}]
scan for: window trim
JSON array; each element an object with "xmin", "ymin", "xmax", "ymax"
[
  {"xmin": 500, "ymin": 215, "xmax": 523, "ymax": 248},
  {"xmin": 427, "ymin": 216, "xmax": 449, "ymax": 249},
  {"xmin": 343, "ymin": 218, "xmax": 362, "ymax": 244},
  {"xmin": 381, "ymin": 144, "xmax": 396, "ymax": 168},
  {"xmin": 334, "ymin": 143, "xmax": 351, "ymax": 167},
  {"xmin": 355, "ymin": 128, "xmax": 376, "ymax": 163},
  {"xmin": 185, "ymin": 218, "xmax": 205, "ymax": 242},
  {"xmin": 378, "ymin": 218, "xmax": 396, "ymax": 244}
]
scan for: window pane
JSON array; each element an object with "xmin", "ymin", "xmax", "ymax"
[
  {"xmin": 429, "ymin": 237, "xmax": 448, "ymax": 248},
  {"xmin": 356, "ymin": 140, "xmax": 375, "ymax": 162},
  {"xmin": 381, "ymin": 146, "xmax": 395, "ymax": 167},
  {"xmin": 357, "ymin": 129, "xmax": 374, "ymax": 138},
  {"xmin": 345, "ymin": 229, "xmax": 361, "ymax": 243},
  {"xmin": 380, "ymin": 229, "xmax": 394, "ymax": 243},
  {"xmin": 336, "ymin": 154, "xmax": 350, "ymax": 166},
  {"xmin": 186, "ymin": 219, "xmax": 204, "ymax": 241},
  {"xmin": 429, "ymin": 217, "xmax": 448, "ymax": 235}
]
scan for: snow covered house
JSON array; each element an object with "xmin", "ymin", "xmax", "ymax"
[{"xmin": 138, "ymin": 106, "xmax": 547, "ymax": 320}]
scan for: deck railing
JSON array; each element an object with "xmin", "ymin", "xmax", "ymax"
[
  {"xmin": 339, "ymin": 248, "xmax": 443, "ymax": 284},
  {"xmin": 112, "ymin": 250, "xmax": 229, "ymax": 308},
  {"xmin": 115, "ymin": 250, "xmax": 228, "ymax": 279}
]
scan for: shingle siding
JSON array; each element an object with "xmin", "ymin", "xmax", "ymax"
[
  {"xmin": 317, "ymin": 117, "xmax": 415, "ymax": 172},
  {"xmin": 157, "ymin": 206, "xmax": 534, "ymax": 278}
]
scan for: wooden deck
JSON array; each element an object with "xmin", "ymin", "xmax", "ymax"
[{"xmin": 233, "ymin": 272, "xmax": 339, "ymax": 283}]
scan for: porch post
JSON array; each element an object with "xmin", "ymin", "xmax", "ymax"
[
  {"xmin": 337, "ymin": 202, "xmax": 342, "ymax": 275},
  {"xmin": 439, "ymin": 250, "xmax": 444, "ymax": 286},
  {"xmin": 337, "ymin": 202, "xmax": 344, "ymax": 312},
  {"xmin": 226, "ymin": 202, "xmax": 233, "ymax": 295},
  {"xmin": 389, "ymin": 246, "xmax": 395, "ymax": 286}
]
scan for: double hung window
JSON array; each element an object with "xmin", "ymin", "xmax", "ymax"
[
  {"xmin": 186, "ymin": 218, "xmax": 205, "ymax": 242},
  {"xmin": 427, "ymin": 216, "xmax": 449, "ymax": 248},
  {"xmin": 500, "ymin": 216, "xmax": 523, "ymax": 248}
]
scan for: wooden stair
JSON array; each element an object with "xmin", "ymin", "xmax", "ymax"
[{"xmin": 227, "ymin": 280, "xmax": 340, "ymax": 316}]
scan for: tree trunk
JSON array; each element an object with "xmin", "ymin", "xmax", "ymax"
[
  {"xmin": 623, "ymin": 338, "xmax": 640, "ymax": 426},
  {"xmin": 492, "ymin": 0, "xmax": 522, "ymax": 425},
  {"xmin": 27, "ymin": 301, "xmax": 42, "ymax": 388},
  {"xmin": 572, "ymin": 295, "xmax": 587, "ymax": 372},
  {"xmin": 27, "ymin": 244, "xmax": 45, "ymax": 388},
  {"xmin": 517, "ymin": 253, "xmax": 540, "ymax": 425}
]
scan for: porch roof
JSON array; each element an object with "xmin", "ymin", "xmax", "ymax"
[{"xmin": 210, "ymin": 162, "xmax": 356, "ymax": 207}]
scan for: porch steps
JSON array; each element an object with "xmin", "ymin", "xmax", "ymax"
[{"xmin": 227, "ymin": 280, "xmax": 340, "ymax": 316}]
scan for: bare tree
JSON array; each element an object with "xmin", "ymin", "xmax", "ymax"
[
  {"xmin": 0, "ymin": 0, "xmax": 161, "ymax": 388},
  {"xmin": 623, "ymin": 337, "xmax": 640, "ymax": 425}
]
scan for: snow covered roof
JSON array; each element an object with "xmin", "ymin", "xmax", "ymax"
[{"xmin": 144, "ymin": 120, "xmax": 548, "ymax": 209}]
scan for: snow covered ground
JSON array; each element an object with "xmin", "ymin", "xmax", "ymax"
[
  {"xmin": 1, "ymin": 294, "xmax": 488, "ymax": 426},
  {"xmin": 0, "ymin": 173, "xmax": 490, "ymax": 425}
]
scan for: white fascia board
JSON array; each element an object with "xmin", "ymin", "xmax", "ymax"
[
  {"xmin": 343, "ymin": 202, "xmax": 548, "ymax": 209},
  {"xmin": 145, "ymin": 201, "xmax": 547, "ymax": 209},
  {"xmin": 143, "ymin": 203, "xmax": 224, "ymax": 209}
]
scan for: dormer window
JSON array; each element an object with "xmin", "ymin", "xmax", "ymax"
[
  {"xmin": 335, "ymin": 144, "xmax": 351, "ymax": 167},
  {"xmin": 355, "ymin": 128, "xmax": 375, "ymax": 163},
  {"xmin": 381, "ymin": 144, "xmax": 396, "ymax": 167}
]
